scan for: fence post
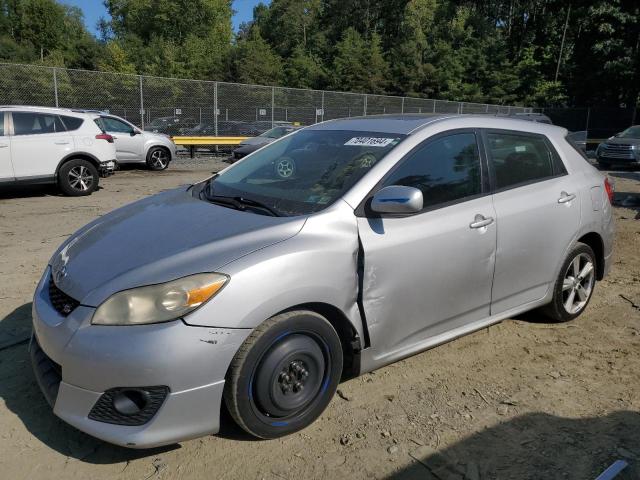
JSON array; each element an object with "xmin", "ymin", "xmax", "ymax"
[
  {"xmin": 401, "ymin": 97, "xmax": 405, "ymax": 114},
  {"xmin": 485, "ymin": 104, "xmax": 489, "ymax": 113},
  {"xmin": 363, "ymin": 94, "xmax": 367, "ymax": 116},
  {"xmin": 632, "ymin": 107, "xmax": 637, "ymax": 127},
  {"xmin": 214, "ymin": 82, "xmax": 218, "ymax": 136},
  {"xmin": 139, "ymin": 75, "xmax": 144, "ymax": 129},
  {"xmin": 271, "ymin": 86, "xmax": 275, "ymax": 129},
  {"xmin": 321, "ymin": 91, "xmax": 325, "ymax": 122},
  {"xmin": 585, "ymin": 107, "xmax": 591, "ymax": 135},
  {"xmin": 53, "ymin": 67, "xmax": 59, "ymax": 107}
]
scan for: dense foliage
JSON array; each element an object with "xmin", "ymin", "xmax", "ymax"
[{"xmin": 0, "ymin": 0, "xmax": 638, "ymax": 107}]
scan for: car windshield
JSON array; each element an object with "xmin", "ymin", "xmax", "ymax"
[
  {"xmin": 618, "ymin": 126, "xmax": 640, "ymax": 139},
  {"xmin": 259, "ymin": 127, "xmax": 294, "ymax": 139},
  {"xmin": 204, "ymin": 129, "xmax": 405, "ymax": 216}
]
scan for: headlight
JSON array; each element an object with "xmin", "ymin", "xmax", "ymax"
[{"xmin": 92, "ymin": 273, "xmax": 228, "ymax": 325}]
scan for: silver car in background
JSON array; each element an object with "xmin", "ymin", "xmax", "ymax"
[
  {"xmin": 30, "ymin": 115, "xmax": 614, "ymax": 448},
  {"xmin": 96, "ymin": 114, "xmax": 177, "ymax": 170}
]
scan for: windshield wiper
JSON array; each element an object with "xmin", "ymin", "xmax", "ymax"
[{"xmin": 205, "ymin": 195, "xmax": 281, "ymax": 217}]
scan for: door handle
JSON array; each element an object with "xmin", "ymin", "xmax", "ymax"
[
  {"xmin": 558, "ymin": 191, "xmax": 576, "ymax": 203},
  {"xmin": 54, "ymin": 141, "xmax": 70, "ymax": 145},
  {"xmin": 469, "ymin": 214, "xmax": 494, "ymax": 229}
]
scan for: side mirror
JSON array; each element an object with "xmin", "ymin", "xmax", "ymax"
[
  {"xmin": 370, "ymin": 185, "xmax": 423, "ymax": 214},
  {"xmin": 131, "ymin": 129, "xmax": 141, "ymax": 136}
]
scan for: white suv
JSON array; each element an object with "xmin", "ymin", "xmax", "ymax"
[{"xmin": 0, "ymin": 106, "xmax": 116, "ymax": 196}]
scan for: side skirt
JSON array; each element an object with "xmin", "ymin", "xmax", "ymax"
[{"xmin": 358, "ymin": 295, "xmax": 553, "ymax": 375}]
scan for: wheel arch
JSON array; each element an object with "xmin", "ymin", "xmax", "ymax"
[
  {"xmin": 577, "ymin": 232, "xmax": 605, "ymax": 280},
  {"xmin": 264, "ymin": 302, "xmax": 362, "ymax": 380},
  {"xmin": 55, "ymin": 152, "xmax": 101, "ymax": 178}
]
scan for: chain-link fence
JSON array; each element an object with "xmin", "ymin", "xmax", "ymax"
[
  {"xmin": 0, "ymin": 62, "xmax": 532, "ymax": 135},
  {"xmin": 532, "ymin": 107, "xmax": 638, "ymax": 145}
]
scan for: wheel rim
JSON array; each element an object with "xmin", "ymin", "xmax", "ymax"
[
  {"xmin": 68, "ymin": 165, "xmax": 93, "ymax": 191},
  {"xmin": 562, "ymin": 253, "xmax": 595, "ymax": 314},
  {"xmin": 250, "ymin": 333, "xmax": 329, "ymax": 422},
  {"xmin": 150, "ymin": 149, "xmax": 168, "ymax": 169},
  {"xmin": 275, "ymin": 158, "xmax": 294, "ymax": 178}
]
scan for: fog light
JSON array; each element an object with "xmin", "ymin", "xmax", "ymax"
[{"xmin": 112, "ymin": 389, "xmax": 150, "ymax": 415}]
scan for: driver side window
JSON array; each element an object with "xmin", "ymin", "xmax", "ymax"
[{"xmin": 382, "ymin": 132, "xmax": 482, "ymax": 210}]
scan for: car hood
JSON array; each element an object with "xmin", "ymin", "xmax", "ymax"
[
  {"xmin": 143, "ymin": 131, "xmax": 171, "ymax": 142},
  {"xmin": 240, "ymin": 137, "xmax": 273, "ymax": 147},
  {"xmin": 606, "ymin": 137, "xmax": 640, "ymax": 146},
  {"xmin": 49, "ymin": 187, "xmax": 305, "ymax": 306}
]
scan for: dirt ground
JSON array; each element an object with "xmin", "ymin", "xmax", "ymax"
[{"xmin": 0, "ymin": 159, "xmax": 638, "ymax": 480}]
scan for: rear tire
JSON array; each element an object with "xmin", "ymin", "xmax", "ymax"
[
  {"xmin": 58, "ymin": 159, "xmax": 99, "ymax": 196},
  {"xmin": 146, "ymin": 147, "xmax": 170, "ymax": 171},
  {"xmin": 542, "ymin": 242, "xmax": 596, "ymax": 322},
  {"xmin": 224, "ymin": 310, "xmax": 343, "ymax": 439}
]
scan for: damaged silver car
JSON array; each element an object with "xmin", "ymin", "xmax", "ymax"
[{"xmin": 31, "ymin": 114, "xmax": 614, "ymax": 448}]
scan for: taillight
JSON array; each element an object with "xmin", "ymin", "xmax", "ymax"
[
  {"xmin": 604, "ymin": 177, "xmax": 614, "ymax": 204},
  {"xmin": 95, "ymin": 133, "xmax": 114, "ymax": 143}
]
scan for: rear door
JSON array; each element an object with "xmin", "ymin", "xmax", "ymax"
[
  {"xmin": 100, "ymin": 116, "xmax": 143, "ymax": 162},
  {"xmin": 484, "ymin": 129, "xmax": 580, "ymax": 313},
  {"xmin": 0, "ymin": 112, "xmax": 13, "ymax": 181},
  {"xmin": 10, "ymin": 111, "xmax": 73, "ymax": 179},
  {"xmin": 357, "ymin": 130, "xmax": 497, "ymax": 361}
]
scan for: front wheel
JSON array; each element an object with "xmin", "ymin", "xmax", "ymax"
[
  {"xmin": 224, "ymin": 310, "xmax": 343, "ymax": 439},
  {"xmin": 146, "ymin": 147, "xmax": 170, "ymax": 171},
  {"xmin": 58, "ymin": 159, "xmax": 99, "ymax": 196},
  {"xmin": 542, "ymin": 242, "xmax": 596, "ymax": 322}
]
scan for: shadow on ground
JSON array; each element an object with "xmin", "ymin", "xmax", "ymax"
[
  {"xmin": 388, "ymin": 411, "xmax": 640, "ymax": 480},
  {"xmin": 0, "ymin": 183, "xmax": 59, "ymax": 199}
]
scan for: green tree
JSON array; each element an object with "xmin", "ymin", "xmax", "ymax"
[
  {"xmin": 231, "ymin": 26, "xmax": 284, "ymax": 85},
  {"xmin": 332, "ymin": 28, "xmax": 389, "ymax": 93}
]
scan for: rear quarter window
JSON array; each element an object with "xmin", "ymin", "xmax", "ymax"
[{"xmin": 60, "ymin": 115, "xmax": 84, "ymax": 131}]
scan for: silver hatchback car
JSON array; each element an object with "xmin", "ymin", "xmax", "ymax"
[{"xmin": 31, "ymin": 115, "xmax": 614, "ymax": 448}]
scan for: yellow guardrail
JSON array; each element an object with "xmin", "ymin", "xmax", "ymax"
[{"xmin": 171, "ymin": 136, "xmax": 249, "ymax": 146}]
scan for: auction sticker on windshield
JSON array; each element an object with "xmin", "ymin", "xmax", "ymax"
[{"xmin": 344, "ymin": 137, "xmax": 396, "ymax": 147}]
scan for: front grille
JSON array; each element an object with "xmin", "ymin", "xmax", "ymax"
[
  {"xmin": 30, "ymin": 335, "xmax": 62, "ymax": 407},
  {"xmin": 601, "ymin": 143, "xmax": 635, "ymax": 159},
  {"xmin": 48, "ymin": 275, "xmax": 79, "ymax": 316},
  {"xmin": 88, "ymin": 386, "xmax": 169, "ymax": 426}
]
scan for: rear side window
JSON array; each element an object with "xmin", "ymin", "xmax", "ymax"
[
  {"xmin": 382, "ymin": 132, "xmax": 482, "ymax": 210},
  {"xmin": 60, "ymin": 115, "xmax": 84, "ymax": 131},
  {"xmin": 486, "ymin": 132, "xmax": 561, "ymax": 190},
  {"xmin": 12, "ymin": 112, "xmax": 66, "ymax": 135},
  {"xmin": 100, "ymin": 116, "xmax": 133, "ymax": 133}
]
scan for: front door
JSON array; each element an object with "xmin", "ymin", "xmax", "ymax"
[
  {"xmin": 484, "ymin": 129, "xmax": 581, "ymax": 313},
  {"xmin": 357, "ymin": 131, "xmax": 497, "ymax": 364},
  {"xmin": 100, "ymin": 116, "xmax": 143, "ymax": 162},
  {"xmin": 0, "ymin": 112, "xmax": 13, "ymax": 180}
]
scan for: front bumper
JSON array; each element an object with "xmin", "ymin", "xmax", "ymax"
[
  {"xmin": 30, "ymin": 268, "xmax": 251, "ymax": 448},
  {"xmin": 98, "ymin": 160, "xmax": 116, "ymax": 177}
]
